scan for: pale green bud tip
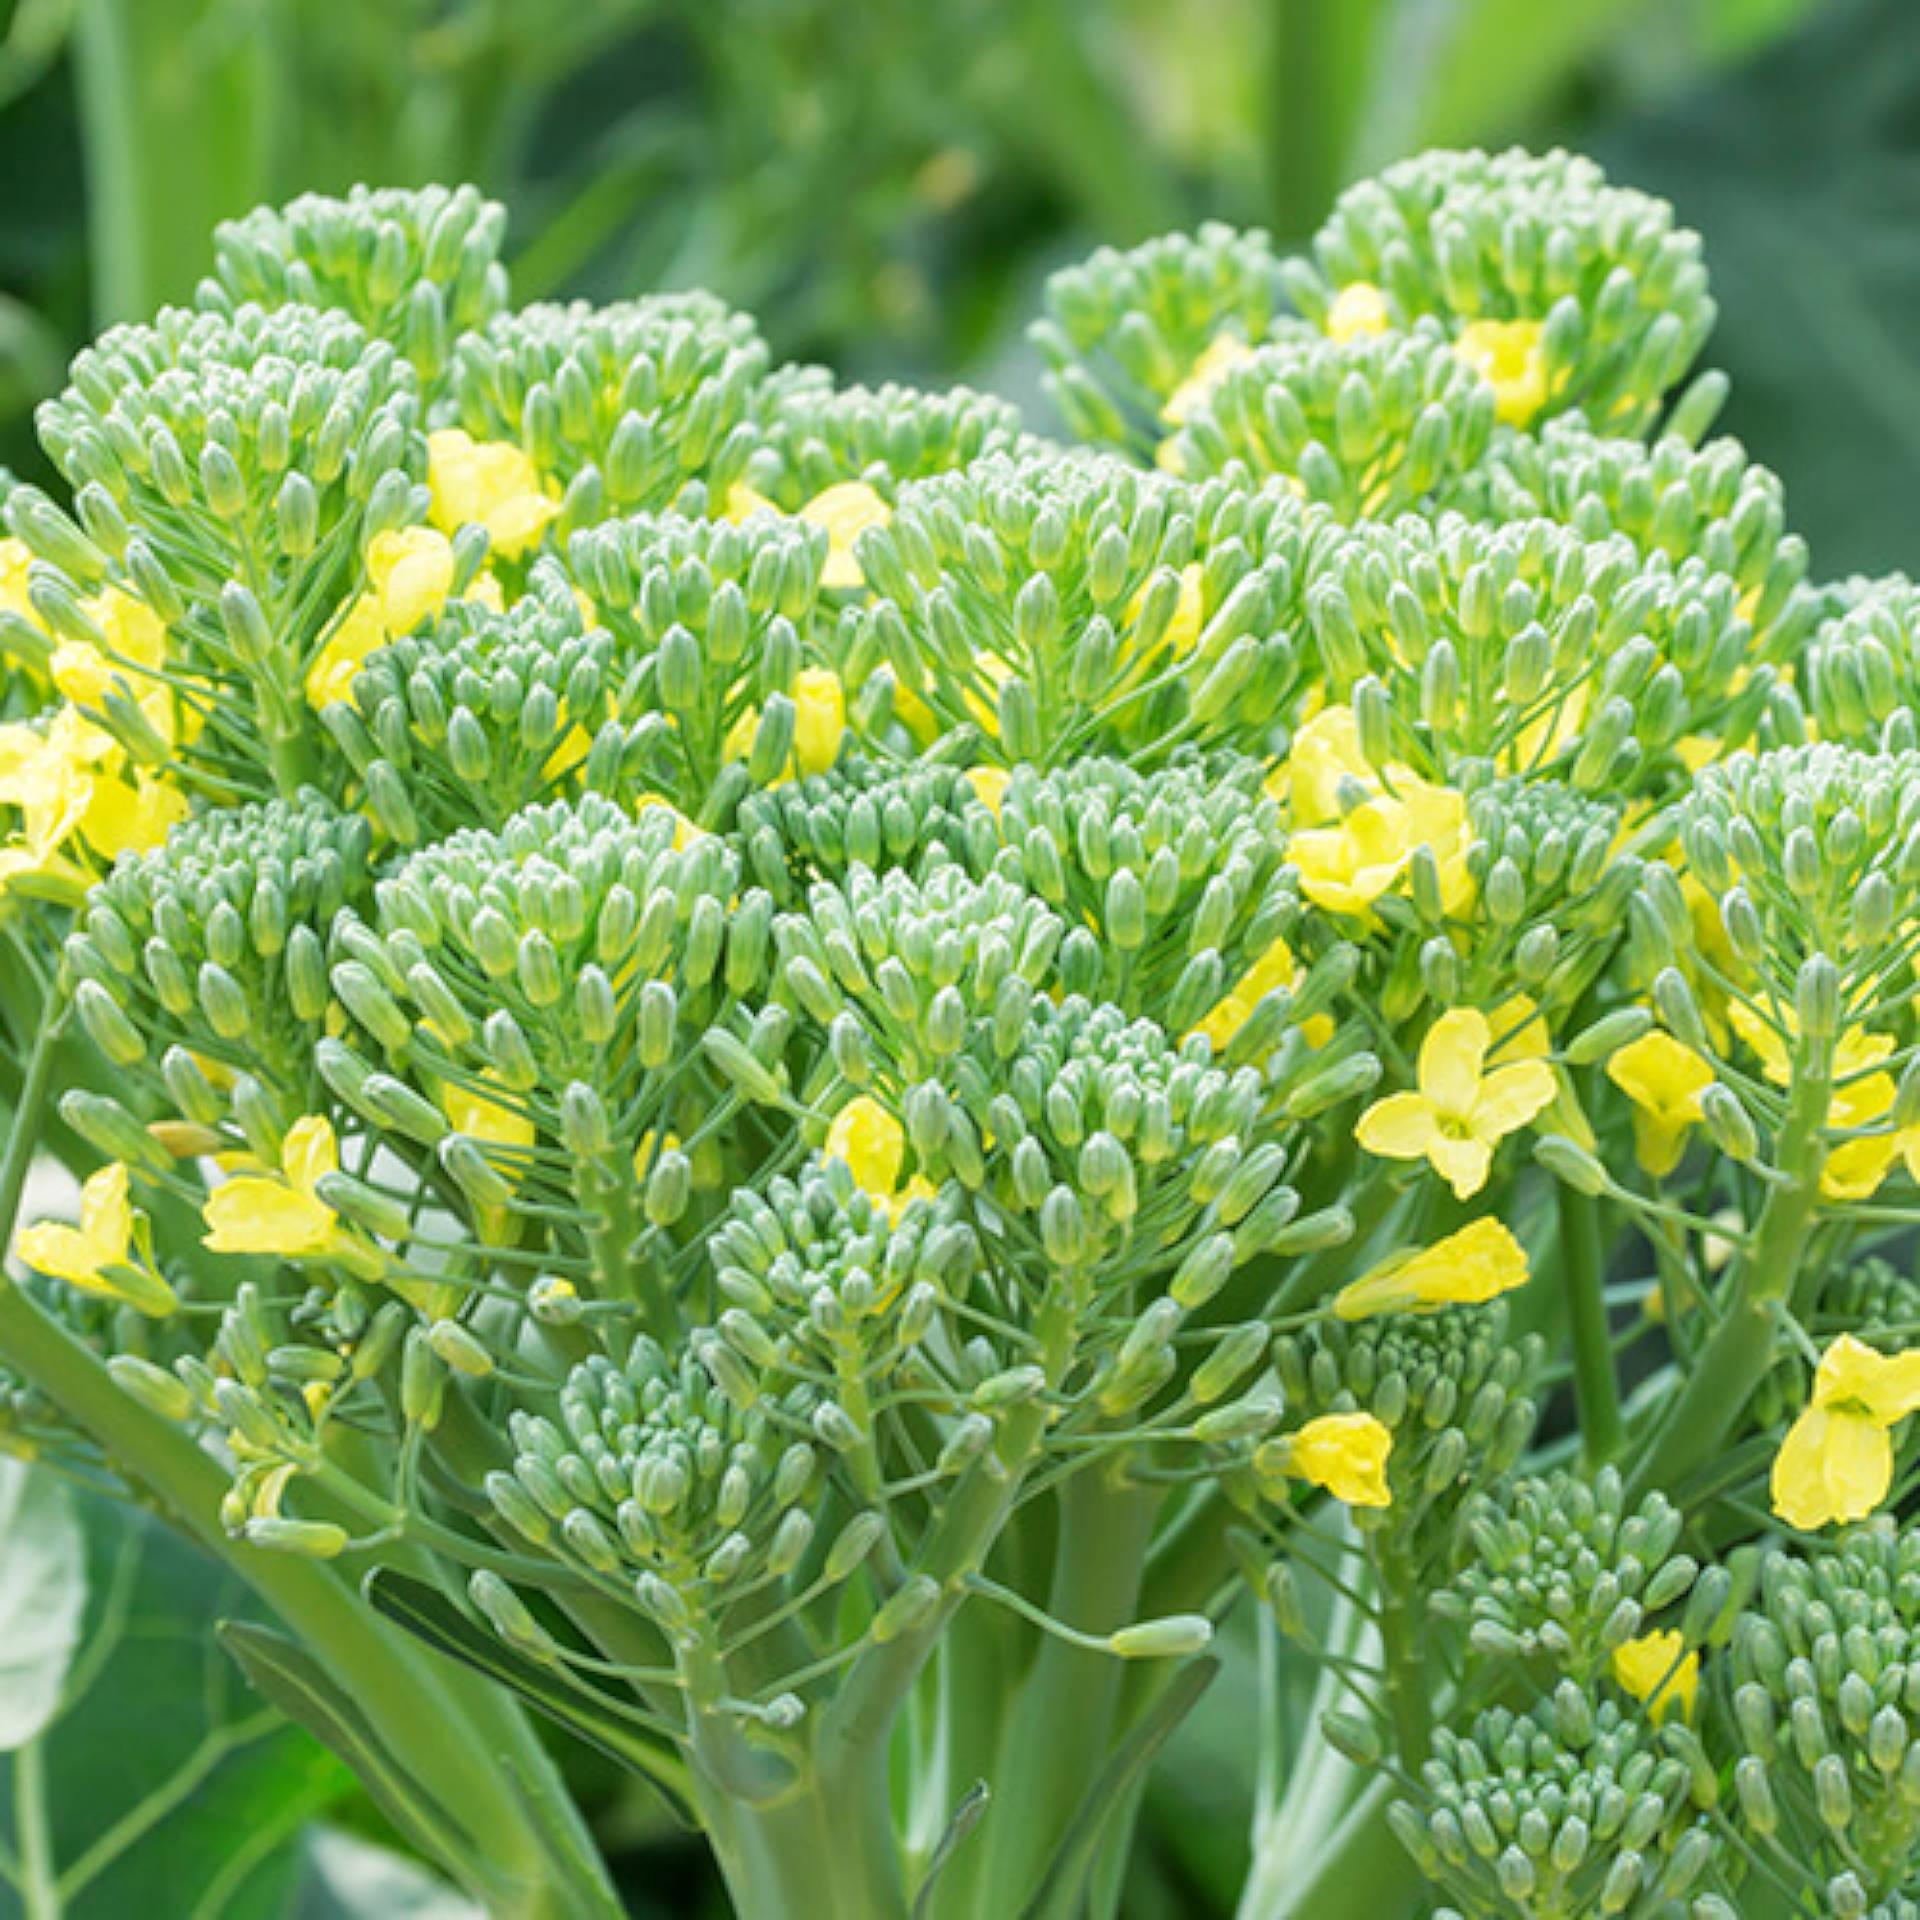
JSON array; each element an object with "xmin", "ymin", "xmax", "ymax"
[{"xmin": 1108, "ymin": 1613, "xmax": 1213, "ymax": 1659}]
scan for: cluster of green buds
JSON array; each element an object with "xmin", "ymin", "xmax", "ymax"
[
  {"xmin": 1800, "ymin": 575, "xmax": 1920, "ymax": 751},
  {"xmin": 26, "ymin": 301, "xmax": 423, "ymax": 790},
  {"xmin": 64, "ymin": 795, "xmax": 372, "ymax": 1093},
  {"xmin": 1724, "ymin": 1526, "xmax": 1920, "ymax": 1913},
  {"xmin": 13, "ymin": 149, "xmax": 1920, "ymax": 1920},
  {"xmin": 1671, "ymin": 743, "xmax": 1920, "ymax": 1024},
  {"xmin": 326, "ymin": 571, "xmax": 626, "ymax": 843},
  {"xmin": 1267, "ymin": 1301, "xmax": 1540, "ymax": 1548},
  {"xmin": 1162, "ymin": 318, "xmax": 1496, "ymax": 519},
  {"xmin": 1435, "ymin": 1469, "xmax": 1701, "ymax": 1690},
  {"xmin": 1033, "ymin": 221, "xmax": 1288, "ymax": 456},
  {"xmin": 563, "ymin": 508, "xmax": 843, "ymax": 812},
  {"xmin": 733, "ymin": 371, "xmax": 1030, "ymax": 509},
  {"xmin": 734, "ymin": 761, "xmax": 988, "ymax": 903},
  {"xmin": 198, "ymin": 184, "xmax": 510, "ymax": 394},
  {"xmin": 449, "ymin": 296, "xmax": 767, "ymax": 526},
  {"xmin": 852, "ymin": 453, "xmax": 1316, "ymax": 767},
  {"xmin": 957, "ymin": 753, "xmax": 1305, "ymax": 1034},
  {"xmin": 1390, "ymin": 1692, "xmax": 1724, "ymax": 1919},
  {"xmin": 1305, "ymin": 511, "xmax": 1757, "ymax": 792},
  {"xmin": 1463, "ymin": 418, "xmax": 1814, "ymax": 659},
  {"xmin": 1287, "ymin": 146, "xmax": 1716, "ymax": 435},
  {"xmin": 320, "ymin": 793, "xmax": 766, "ymax": 1300}
]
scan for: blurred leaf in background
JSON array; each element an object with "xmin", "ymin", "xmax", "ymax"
[
  {"xmin": 1595, "ymin": 0, "xmax": 1920, "ymax": 576},
  {"xmin": 0, "ymin": 1479, "xmax": 348, "ymax": 1918}
]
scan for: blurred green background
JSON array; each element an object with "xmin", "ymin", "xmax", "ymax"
[
  {"xmin": 1, "ymin": 0, "xmax": 1917, "ymax": 578},
  {"xmin": 0, "ymin": 2, "xmax": 1916, "ymax": 1913}
]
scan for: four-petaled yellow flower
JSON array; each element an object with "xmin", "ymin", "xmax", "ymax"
[
  {"xmin": 203, "ymin": 1115, "xmax": 350, "ymax": 1258},
  {"xmin": 1325, "ymin": 283, "xmax": 1391, "ymax": 342},
  {"xmin": 826, "ymin": 1096, "xmax": 935, "ymax": 1223},
  {"xmin": 1611, "ymin": 1630, "xmax": 1699, "ymax": 1727},
  {"xmin": 1454, "ymin": 318, "xmax": 1549, "ymax": 426},
  {"xmin": 15, "ymin": 1163, "xmax": 176, "ymax": 1317},
  {"xmin": 1606, "ymin": 1030, "xmax": 1715, "ymax": 1177},
  {"xmin": 1357, "ymin": 1008, "xmax": 1557, "ymax": 1199},
  {"xmin": 1280, "ymin": 1413, "xmax": 1394, "ymax": 1508},
  {"xmin": 1771, "ymin": 1334, "xmax": 1920, "ymax": 1531},
  {"xmin": 427, "ymin": 429, "xmax": 561, "ymax": 560},
  {"xmin": 1333, "ymin": 1217, "xmax": 1530, "ymax": 1321},
  {"xmin": 799, "ymin": 482, "xmax": 892, "ymax": 590}
]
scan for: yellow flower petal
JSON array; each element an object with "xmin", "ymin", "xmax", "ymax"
[
  {"xmin": 1333, "ymin": 1217, "xmax": 1529, "ymax": 1321},
  {"xmin": 1285, "ymin": 1412, "xmax": 1393, "ymax": 1508},
  {"xmin": 1612, "ymin": 1630, "xmax": 1699, "ymax": 1727},
  {"xmin": 800, "ymin": 483, "xmax": 891, "ymax": 590},
  {"xmin": 1419, "ymin": 1009, "xmax": 1491, "ymax": 1119},
  {"xmin": 827, "ymin": 1097, "xmax": 906, "ymax": 1199},
  {"xmin": 1772, "ymin": 1404, "xmax": 1891, "ymax": 1531}
]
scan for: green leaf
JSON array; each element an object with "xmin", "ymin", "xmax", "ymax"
[
  {"xmin": 0, "ymin": 1457, "xmax": 86, "ymax": 1750},
  {"xmin": 2, "ymin": 1497, "xmax": 346, "ymax": 1920},
  {"xmin": 1593, "ymin": 0, "xmax": 1920, "ymax": 576},
  {"xmin": 364, "ymin": 1570, "xmax": 696, "ymax": 1827},
  {"xmin": 217, "ymin": 1621, "xmax": 471, "ymax": 1875}
]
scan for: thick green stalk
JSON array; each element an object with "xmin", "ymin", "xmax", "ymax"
[
  {"xmin": 1373, "ymin": 1544, "xmax": 1430, "ymax": 1773},
  {"xmin": 940, "ymin": 1466, "xmax": 1160, "ymax": 1919},
  {"xmin": 1629, "ymin": 1059, "xmax": 1832, "ymax": 1501},
  {"xmin": 699, "ymin": 1741, "xmax": 908, "ymax": 1920},
  {"xmin": 1240, "ymin": 1772, "xmax": 1420, "ymax": 1920},
  {"xmin": 1561, "ymin": 1186, "xmax": 1623, "ymax": 1467}
]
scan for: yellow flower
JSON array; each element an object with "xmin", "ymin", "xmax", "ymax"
[
  {"xmin": 203, "ymin": 1115, "xmax": 349, "ymax": 1258},
  {"xmin": 1163, "ymin": 332, "xmax": 1257, "ymax": 427},
  {"xmin": 367, "ymin": 526, "xmax": 457, "ymax": 637},
  {"xmin": 1193, "ymin": 935, "xmax": 1332, "ymax": 1053},
  {"xmin": 427, "ymin": 429, "xmax": 560, "ymax": 560},
  {"xmin": 1283, "ymin": 720, "xmax": 1474, "ymax": 919},
  {"xmin": 965, "ymin": 766, "xmax": 1010, "ymax": 816},
  {"xmin": 1356, "ymin": 1007, "xmax": 1557, "ymax": 1198},
  {"xmin": 443, "ymin": 1079, "xmax": 535, "ymax": 1154},
  {"xmin": 0, "ymin": 706, "xmax": 185, "ymax": 888},
  {"xmin": 1612, "ymin": 1630, "xmax": 1699, "ymax": 1727},
  {"xmin": 799, "ymin": 483, "xmax": 891, "ymax": 590},
  {"xmin": 54, "ymin": 588, "xmax": 174, "ymax": 748},
  {"xmin": 0, "ymin": 537, "xmax": 42, "ymax": 630},
  {"xmin": 825, "ymin": 1096, "xmax": 934, "ymax": 1223},
  {"xmin": 725, "ymin": 482, "xmax": 780, "ymax": 523},
  {"xmin": 1326, "ymin": 283, "xmax": 1392, "ymax": 342},
  {"xmin": 791, "ymin": 667, "xmax": 847, "ymax": 777},
  {"xmin": 1281, "ymin": 1413, "xmax": 1393, "ymax": 1508},
  {"xmin": 1454, "ymin": 319, "xmax": 1549, "ymax": 426},
  {"xmin": 1606, "ymin": 1030, "xmax": 1715, "ymax": 1178},
  {"xmin": 1333, "ymin": 1217, "xmax": 1529, "ymax": 1321},
  {"xmin": 1771, "ymin": 1334, "xmax": 1920, "ymax": 1530},
  {"xmin": 305, "ymin": 595, "xmax": 389, "ymax": 711},
  {"xmin": 15, "ymin": 1164, "xmax": 176, "ymax": 1317},
  {"xmin": 827, "ymin": 1096, "xmax": 906, "ymax": 1195},
  {"xmin": 1282, "ymin": 706, "xmax": 1374, "ymax": 828}
]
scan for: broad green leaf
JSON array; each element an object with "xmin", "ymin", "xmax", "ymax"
[
  {"xmin": 0, "ymin": 1456, "xmax": 85, "ymax": 1750},
  {"xmin": 303, "ymin": 1828, "xmax": 483, "ymax": 1920},
  {"xmin": 1, "ymin": 1495, "xmax": 346, "ymax": 1919}
]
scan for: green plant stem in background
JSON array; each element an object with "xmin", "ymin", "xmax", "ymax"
[
  {"xmin": 73, "ymin": 0, "xmax": 279, "ymax": 321},
  {"xmin": 1561, "ymin": 1185, "xmax": 1623, "ymax": 1466},
  {"xmin": 15, "ymin": 1737, "xmax": 60, "ymax": 1920}
]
